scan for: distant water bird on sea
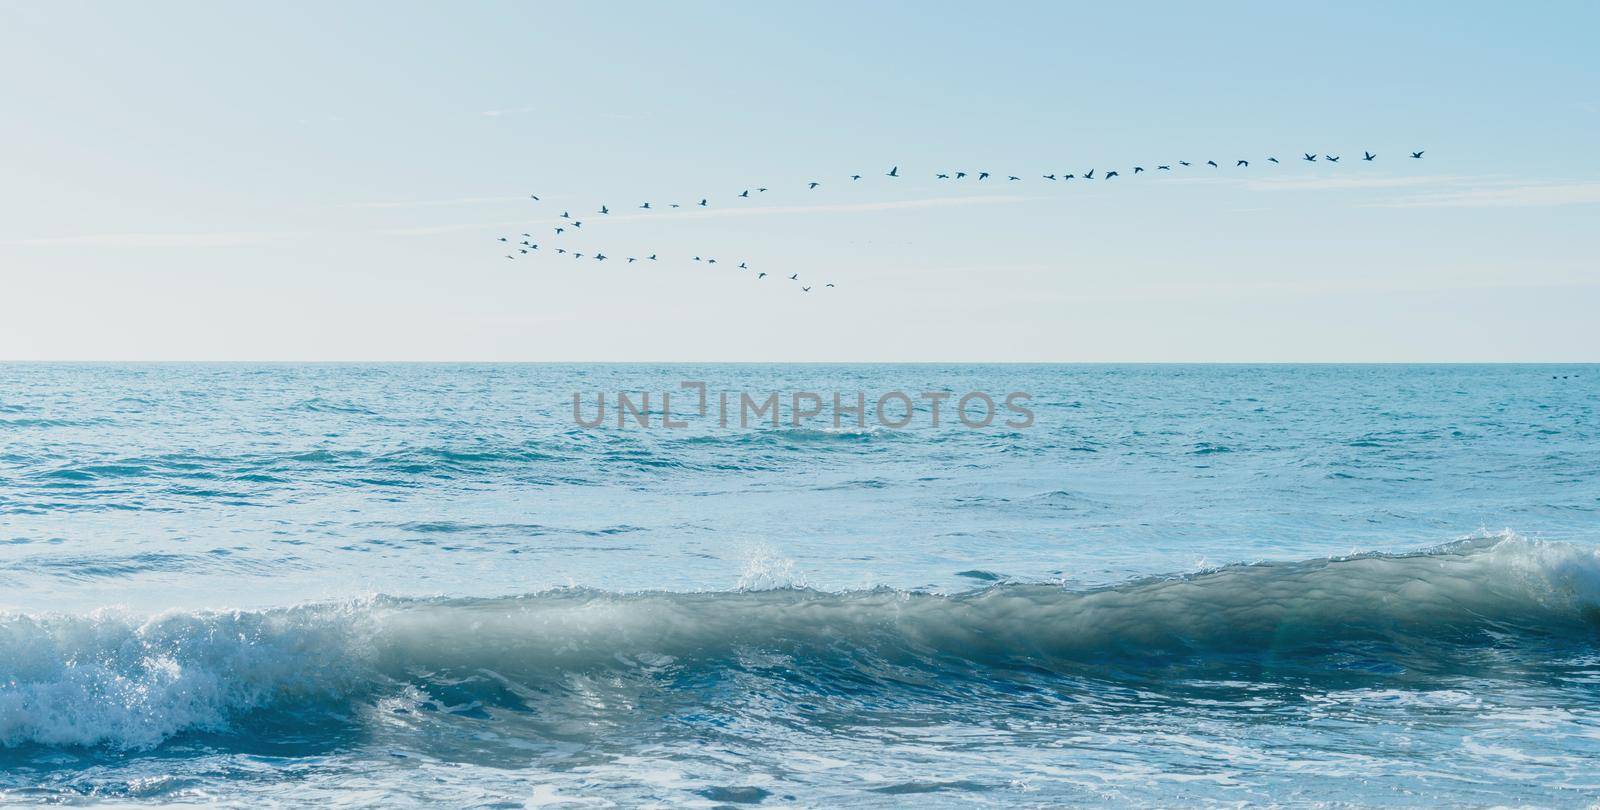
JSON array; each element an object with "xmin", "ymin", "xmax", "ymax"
[
  {"xmin": 887, "ymin": 166, "xmax": 899, "ymax": 177},
  {"xmin": 1411, "ymin": 151, "xmax": 1425, "ymax": 159},
  {"xmin": 1304, "ymin": 154, "xmax": 1317, "ymax": 162},
  {"xmin": 1364, "ymin": 152, "xmax": 1377, "ymax": 161}
]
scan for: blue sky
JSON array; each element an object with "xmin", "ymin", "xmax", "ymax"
[{"xmin": 2, "ymin": 0, "xmax": 1597, "ymax": 361}]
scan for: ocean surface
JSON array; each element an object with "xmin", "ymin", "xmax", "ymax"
[{"xmin": 1, "ymin": 363, "xmax": 1597, "ymax": 807}]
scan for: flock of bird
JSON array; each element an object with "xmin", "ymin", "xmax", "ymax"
[{"xmin": 497, "ymin": 149, "xmax": 1425, "ymax": 294}]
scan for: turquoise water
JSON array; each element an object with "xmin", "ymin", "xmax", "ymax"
[{"xmin": 2, "ymin": 364, "xmax": 1598, "ymax": 806}]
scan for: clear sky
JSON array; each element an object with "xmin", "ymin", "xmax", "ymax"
[{"xmin": 2, "ymin": 1, "xmax": 1597, "ymax": 361}]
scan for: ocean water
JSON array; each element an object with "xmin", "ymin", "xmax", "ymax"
[{"xmin": 1, "ymin": 363, "xmax": 1597, "ymax": 807}]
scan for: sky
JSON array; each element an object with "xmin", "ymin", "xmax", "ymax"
[{"xmin": 1, "ymin": 0, "xmax": 1597, "ymax": 362}]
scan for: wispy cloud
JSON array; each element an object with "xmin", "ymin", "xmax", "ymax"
[
  {"xmin": 0, "ymin": 231, "xmax": 295, "ymax": 248},
  {"xmin": 1372, "ymin": 181, "xmax": 1600, "ymax": 208},
  {"xmin": 343, "ymin": 195, "xmax": 530, "ymax": 209}
]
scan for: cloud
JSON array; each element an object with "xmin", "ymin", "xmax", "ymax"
[
  {"xmin": 1372, "ymin": 181, "xmax": 1600, "ymax": 208},
  {"xmin": 0, "ymin": 231, "xmax": 294, "ymax": 248}
]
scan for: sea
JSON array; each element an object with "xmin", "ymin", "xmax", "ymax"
[{"xmin": 1, "ymin": 363, "xmax": 1597, "ymax": 807}]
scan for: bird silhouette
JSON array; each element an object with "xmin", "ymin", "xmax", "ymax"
[
  {"xmin": 1133, "ymin": 166, "xmax": 1145, "ymax": 173},
  {"xmin": 1303, "ymin": 153, "xmax": 1317, "ymax": 162},
  {"xmin": 808, "ymin": 181, "xmax": 820, "ymax": 189},
  {"xmin": 529, "ymin": 195, "xmax": 540, "ymax": 201},
  {"xmin": 937, "ymin": 173, "xmax": 950, "ymax": 179},
  {"xmin": 518, "ymin": 249, "xmax": 527, "ymax": 254},
  {"xmin": 788, "ymin": 274, "xmax": 798, "ymax": 280},
  {"xmin": 1063, "ymin": 174, "xmax": 1075, "ymax": 180},
  {"xmin": 887, "ymin": 166, "xmax": 899, "ymax": 177},
  {"xmin": 640, "ymin": 202, "xmax": 651, "ymax": 209},
  {"xmin": 572, "ymin": 221, "xmax": 582, "ymax": 227},
  {"xmin": 1206, "ymin": 160, "xmax": 1218, "ymax": 167},
  {"xmin": 1083, "ymin": 169, "xmax": 1095, "ymax": 180},
  {"xmin": 698, "ymin": 199, "xmax": 708, "ymax": 207},
  {"xmin": 627, "ymin": 257, "xmax": 636, "ymax": 263},
  {"xmin": 1363, "ymin": 152, "xmax": 1377, "ymax": 161},
  {"xmin": 1157, "ymin": 165, "xmax": 1171, "ymax": 171},
  {"xmin": 738, "ymin": 262, "xmax": 748, "ymax": 269},
  {"xmin": 1267, "ymin": 157, "xmax": 1280, "ymax": 163},
  {"xmin": 979, "ymin": 172, "xmax": 990, "ymax": 180},
  {"xmin": 1326, "ymin": 155, "xmax": 1340, "ymax": 162},
  {"xmin": 599, "ymin": 205, "xmax": 609, "ymax": 214},
  {"xmin": 693, "ymin": 256, "xmax": 702, "ymax": 262},
  {"xmin": 956, "ymin": 171, "xmax": 967, "ymax": 179},
  {"xmin": 758, "ymin": 187, "xmax": 768, "ymax": 192},
  {"xmin": 505, "ymin": 254, "xmax": 515, "ymax": 259},
  {"xmin": 707, "ymin": 258, "xmax": 717, "ymax": 264},
  {"xmin": 1042, "ymin": 174, "xmax": 1056, "ymax": 180},
  {"xmin": 1411, "ymin": 151, "xmax": 1425, "ymax": 159},
  {"xmin": 497, "ymin": 237, "xmax": 507, "ymax": 242},
  {"xmin": 648, "ymin": 254, "xmax": 658, "ymax": 261},
  {"xmin": 825, "ymin": 283, "xmax": 835, "ymax": 288},
  {"xmin": 1236, "ymin": 160, "xmax": 1248, "ymax": 167},
  {"xmin": 1105, "ymin": 170, "xmax": 1119, "ymax": 179},
  {"xmin": 594, "ymin": 253, "xmax": 607, "ymax": 261},
  {"xmin": 561, "ymin": 211, "xmax": 571, "ymax": 218},
  {"xmin": 554, "ymin": 227, "xmax": 565, "ymax": 235},
  {"xmin": 573, "ymin": 252, "xmax": 583, "ymax": 259},
  {"xmin": 851, "ymin": 174, "xmax": 862, "ymax": 180},
  {"xmin": 1007, "ymin": 175, "xmax": 1020, "ymax": 181},
  {"xmin": 757, "ymin": 272, "xmax": 767, "ymax": 278},
  {"xmin": 739, "ymin": 190, "xmax": 749, "ymax": 198}
]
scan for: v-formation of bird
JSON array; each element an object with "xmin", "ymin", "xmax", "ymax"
[{"xmin": 498, "ymin": 149, "xmax": 1424, "ymax": 292}]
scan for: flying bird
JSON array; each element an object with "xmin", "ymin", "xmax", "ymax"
[
  {"xmin": 887, "ymin": 166, "xmax": 899, "ymax": 177},
  {"xmin": 758, "ymin": 272, "xmax": 767, "ymax": 278},
  {"xmin": 554, "ymin": 227, "xmax": 565, "ymax": 235},
  {"xmin": 1083, "ymin": 169, "xmax": 1095, "ymax": 179},
  {"xmin": 1133, "ymin": 166, "xmax": 1145, "ymax": 173},
  {"xmin": 1206, "ymin": 160, "xmax": 1218, "ymax": 167},
  {"xmin": 1326, "ymin": 155, "xmax": 1340, "ymax": 162},
  {"xmin": 1157, "ymin": 165, "xmax": 1171, "ymax": 171},
  {"xmin": 979, "ymin": 172, "xmax": 990, "ymax": 180},
  {"xmin": 572, "ymin": 221, "xmax": 581, "ymax": 227},
  {"xmin": 599, "ymin": 205, "xmax": 609, "ymax": 214},
  {"xmin": 699, "ymin": 199, "xmax": 708, "ymax": 206},
  {"xmin": 788, "ymin": 274, "xmax": 798, "ymax": 280},
  {"xmin": 851, "ymin": 174, "xmax": 862, "ymax": 180},
  {"xmin": 1363, "ymin": 151, "xmax": 1377, "ymax": 161},
  {"xmin": 497, "ymin": 237, "xmax": 508, "ymax": 242},
  {"xmin": 825, "ymin": 283, "xmax": 835, "ymax": 288},
  {"xmin": 1043, "ymin": 174, "xmax": 1056, "ymax": 180},
  {"xmin": 1007, "ymin": 175, "xmax": 1020, "ymax": 181},
  {"xmin": 594, "ymin": 253, "xmax": 606, "ymax": 261},
  {"xmin": 1411, "ymin": 151, "xmax": 1425, "ymax": 159},
  {"xmin": 627, "ymin": 257, "xmax": 636, "ymax": 263},
  {"xmin": 1236, "ymin": 160, "xmax": 1248, "ymax": 167},
  {"xmin": 808, "ymin": 181, "xmax": 820, "ymax": 189},
  {"xmin": 1267, "ymin": 157, "xmax": 1280, "ymax": 163},
  {"xmin": 648, "ymin": 254, "xmax": 657, "ymax": 261},
  {"xmin": 956, "ymin": 171, "xmax": 967, "ymax": 179},
  {"xmin": 802, "ymin": 286, "xmax": 811, "ymax": 292},
  {"xmin": 1303, "ymin": 153, "xmax": 1317, "ymax": 162},
  {"xmin": 739, "ymin": 190, "xmax": 749, "ymax": 198},
  {"xmin": 529, "ymin": 195, "xmax": 540, "ymax": 201},
  {"xmin": 738, "ymin": 262, "xmax": 748, "ymax": 269},
  {"xmin": 937, "ymin": 173, "xmax": 950, "ymax": 179},
  {"xmin": 561, "ymin": 211, "xmax": 570, "ymax": 218},
  {"xmin": 1179, "ymin": 161, "xmax": 1191, "ymax": 166},
  {"xmin": 640, "ymin": 202, "xmax": 651, "ymax": 209},
  {"xmin": 1105, "ymin": 170, "xmax": 1119, "ymax": 179}
]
